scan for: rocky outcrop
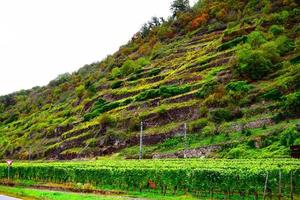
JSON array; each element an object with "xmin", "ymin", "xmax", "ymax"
[
  {"xmin": 231, "ymin": 118, "xmax": 274, "ymax": 132},
  {"xmin": 152, "ymin": 145, "xmax": 221, "ymax": 159}
]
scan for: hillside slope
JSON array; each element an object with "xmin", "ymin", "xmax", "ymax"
[{"xmin": 0, "ymin": 0, "xmax": 300, "ymax": 160}]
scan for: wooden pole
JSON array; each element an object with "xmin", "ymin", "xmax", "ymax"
[
  {"xmin": 183, "ymin": 123, "xmax": 187, "ymax": 158},
  {"xmin": 290, "ymin": 171, "xmax": 294, "ymax": 200},
  {"xmin": 263, "ymin": 173, "xmax": 269, "ymax": 200},
  {"xmin": 139, "ymin": 121, "xmax": 143, "ymax": 160},
  {"xmin": 278, "ymin": 170, "xmax": 282, "ymax": 200}
]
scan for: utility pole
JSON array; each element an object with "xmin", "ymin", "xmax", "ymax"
[
  {"xmin": 183, "ymin": 123, "xmax": 187, "ymax": 158},
  {"xmin": 139, "ymin": 121, "xmax": 143, "ymax": 160}
]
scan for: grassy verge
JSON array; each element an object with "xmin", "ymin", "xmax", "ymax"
[{"xmin": 0, "ymin": 185, "xmax": 198, "ymax": 200}]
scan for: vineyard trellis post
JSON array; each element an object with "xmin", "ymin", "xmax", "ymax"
[
  {"xmin": 139, "ymin": 121, "xmax": 143, "ymax": 160},
  {"xmin": 263, "ymin": 172, "xmax": 269, "ymax": 200},
  {"xmin": 183, "ymin": 123, "xmax": 187, "ymax": 158},
  {"xmin": 278, "ymin": 170, "xmax": 282, "ymax": 200},
  {"xmin": 290, "ymin": 171, "xmax": 294, "ymax": 200}
]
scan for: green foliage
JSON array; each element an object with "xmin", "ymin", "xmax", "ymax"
[
  {"xmin": 291, "ymin": 55, "xmax": 300, "ymax": 65},
  {"xmin": 159, "ymin": 85, "xmax": 191, "ymax": 98},
  {"xmin": 111, "ymin": 67, "xmax": 121, "ymax": 79},
  {"xmin": 272, "ymin": 10, "xmax": 289, "ymax": 24},
  {"xmin": 75, "ymin": 85, "xmax": 85, "ymax": 97},
  {"xmin": 98, "ymin": 114, "xmax": 116, "ymax": 127},
  {"xmin": 189, "ymin": 118, "xmax": 208, "ymax": 132},
  {"xmin": 269, "ymin": 25, "xmax": 284, "ymax": 36},
  {"xmin": 135, "ymin": 89, "xmax": 160, "ymax": 102},
  {"xmin": 280, "ymin": 127, "xmax": 298, "ymax": 147},
  {"xmin": 246, "ymin": 31, "xmax": 267, "ymax": 48},
  {"xmin": 218, "ymin": 36, "xmax": 247, "ymax": 51},
  {"xmin": 235, "ymin": 48, "xmax": 273, "ymax": 80},
  {"xmin": 0, "ymin": 159, "xmax": 297, "ymax": 196},
  {"xmin": 209, "ymin": 108, "xmax": 232, "ymax": 124},
  {"xmin": 226, "ymin": 81, "xmax": 251, "ymax": 93},
  {"xmin": 170, "ymin": 0, "xmax": 190, "ymax": 17},
  {"xmin": 49, "ymin": 73, "xmax": 71, "ymax": 87},
  {"xmin": 275, "ymin": 36, "xmax": 295, "ymax": 56},
  {"xmin": 111, "ymin": 80, "xmax": 123, "ymax": 89},
  {"xmin": 262, "ymin": 88, "xmax": 282, "ymax": 100},
  {"xmin": 120, "ymin": 59, "xmax": 141, "ymax": 76},
  {"xmin": 282, "ymin": 92, "xmax": 300, "ymax": 116},
  {"xmin": 137, "ymin": 57, "xmax": 150, "ymax": 67},
  {"xmin": 148, "ymin": 68, "xmax": 161, "ymax": 77},
  {"xmin": 196, "ymin": 81, "xmax": 216, "ymax": 98}
]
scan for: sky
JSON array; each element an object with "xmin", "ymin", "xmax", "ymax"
[{"xmin": 0, "ymin": 0, "xmax": 198, "ymax": 96}]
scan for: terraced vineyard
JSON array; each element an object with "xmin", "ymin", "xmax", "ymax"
[{"xmin": 1, "ymin": 159, "xmax": 300, "ymax": 199}]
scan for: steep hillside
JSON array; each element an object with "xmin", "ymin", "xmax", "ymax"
[{"xmin": 0, "ymin": 0, "xmax": 300, "ymax": 160}]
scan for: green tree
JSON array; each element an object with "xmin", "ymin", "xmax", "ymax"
[
  {"xmin": 170, "ymin": 0, "xmax": 190, "ymax": 17},
  {"xmin": 120, "ymin": 59, "xmax": 141, "ymax": 76}
]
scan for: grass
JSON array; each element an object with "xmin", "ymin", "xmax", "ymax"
[
  {"xmin": 0, "ymin": 185, "xmax": 199, "ymax": 200},
  {"xmin": 0, "ymin": 185, "xmax": 125, "ymax": 200}
]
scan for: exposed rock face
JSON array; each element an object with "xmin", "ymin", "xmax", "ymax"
[
  {"xmin": 152, "ymin": 145, "xmax": 221, "ymax": 159},
  {"xmin": 231, "ymin": 118, "xmax": 274, "ymax": 132}
]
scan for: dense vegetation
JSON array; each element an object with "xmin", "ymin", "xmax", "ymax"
[
  {"xmin": 0, "ymin": 0, "xmax": 299, "ymax": 160},
  {"xmin": 0, "ymin": 159, "xmax": 299, "ymax": 199}
]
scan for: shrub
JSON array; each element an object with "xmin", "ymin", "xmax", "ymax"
[
  {"xmin": 282, "ymin": 92, "xmax": 300, "ymax": 115},
  {"xmin": 120, "ymin": 59, "xmax": 141, "ymax": 76},
  {"xmin": 196, "ymin": 81, "xmax": 216, "ymax": 98},
  {"xmin": 235, "ymin": 48, "xmax": 273, "ymax": 80},
  {"xmin": 135, "ymin": 89, "xmax": 160, "ymax": 102},
  {"xmin": 272, "ymin": 10, "xmax": 289, "ymax": 24},
  {"xmin": 98, "ymin": 114, "xmax": 116, "ymax": 127},
  {"xmin": 137, "ymin": 57, "xmax": 150, "ymax": 67},
  {"xmin": 159, "ymin": 85, "xmax": 191, "ymax": 98},
  {"xmin": 262, "ymin": 88, "xmax": 282, "ymax": 100},
  {"xmin": 280, "ymin": 127, "xmax": 298, "ymax": 147},
  {"xmin": 209, "ymin": 108, "xmax": 232, "ymax": 123},
  {"xmin": 189, "ymin": 118, "xmax": 208, "ymax": 132},
  {"xmin": 291, "ymin": 55, "xmax": 300, "ymax": 65},
  {"xmin": 148, "ymin": 68, "xmax": 161, "ymax": 76},
  {"xmin": 111, "ymin": 80, "xmax": 123, "ymax": 89},
  {"xmin": 128, "ymin": 73, "xmax": 143, "ymax": 81},
  {"xmin": 269, "ymin": 25, "xmax": 284, "ymax": 36},
  {"xmin": 275, "ymin": 36, "xmax": 295, "ymax": 55},
  {"xmin": 246, "ymin": 31, "xmax": 267, "ymax": 48},
  {"xmin": 242, "ymin": 129, "xmax": 252, "ymax": 136},
  {"xmin": 111, "ymin": 67, "xmax": 121, "ymax": 79},
  {"xmin": 75, "ymin": 85, "xmax": 85, "ymax": 97},
  {"xmin": 93, "ymin": 98, "xmax": 106, "ymax": 110},
  {"xmin": 226, "ymin": 81, "xmax": 251, "ymax": 93},
  {"xmin": 260, "ymin": 41, "xmax": 280, "ymax": 63}
]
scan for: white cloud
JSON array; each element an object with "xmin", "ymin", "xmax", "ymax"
[{"xmin": 0, "ymin": 0, "xmax": 198, "ymax": 95}]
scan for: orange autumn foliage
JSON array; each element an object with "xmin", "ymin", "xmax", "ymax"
[{"xmin": 190, "ymin": 13, "xmax": 209, "ymax": 30}]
